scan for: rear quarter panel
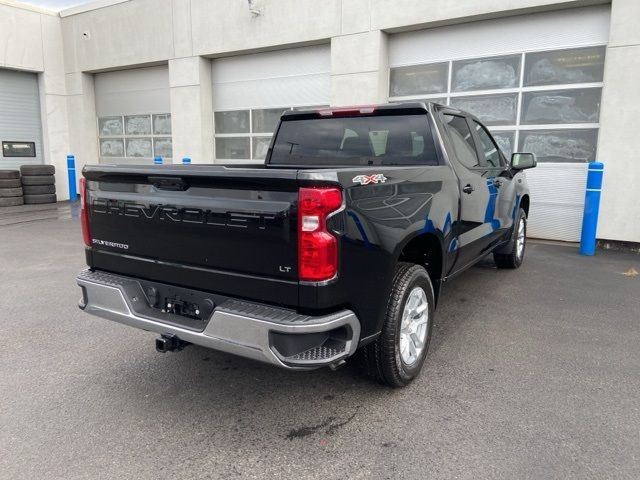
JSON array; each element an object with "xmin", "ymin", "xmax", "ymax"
[{"xmin": 299, "ymin": 165, "xmax": 459, "ymax": 340}]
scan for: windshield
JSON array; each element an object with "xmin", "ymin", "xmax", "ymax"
[{"xmin": 268, "ymin": 114, "xmax": 438, "ymax": 166}]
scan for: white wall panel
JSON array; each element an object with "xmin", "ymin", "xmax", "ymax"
[
  {"xmin": 212, "ymin": 45, "xmax": 330, "ymax": 110},
  {"xmin": 526, "ymin": 163, "xmax": 588, "ymax": 242},
  {"xmin": 389, "ymin": 5, "xmax": 611, "ymax": 67}
]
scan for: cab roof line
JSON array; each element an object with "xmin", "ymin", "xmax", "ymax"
[{"xmin": 281, "ymin": 102, "xmax": 433, "ymax": 119}]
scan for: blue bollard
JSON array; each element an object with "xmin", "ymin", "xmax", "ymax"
[
  {"xmin": 67, "ymin": 154, "xmax": 77, "ymax": 201},
  {"xmin": 154, "ymin": 156, "xmax": 162, "ymax": 164},
  {"xmin": 579, "ymin": 162, "xmax": 604, "ymax": 256},
  {"xmin": 182, "ymin": 157, "xmax": 191, "ymax": 165}
]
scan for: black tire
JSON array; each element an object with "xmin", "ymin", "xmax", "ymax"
[
  {"xmin": 0, "ymin": 170, "xmax": 20, "ymax": 180},
  {"xmin": 23, "ymin": 184, "xmax": 56, "ymax": 195},
  {"xmin": 0, "ymin": 187, "xmax": 23, "ymax": 197},
  {"xmin": 359, "ymin": 262, "xmax": 435, "ymax": 388},
  {"xmin": 24, "ymin": 193, "xmax": 57, "ymax": 204},
  {"xmin": 20, "ymin": 164, "xmax": 55, "ymax": 176},
  {"xmin": 0, "ymin": 196, "xmax": 24, "ymax": 207},
  {"xmin": 0, "ymin": 179, "xmax": 21, "ymax": 188},
  {"xmin": 494, "ymin": 208, "xmax": 527, "ymax": 269},
  {"xmin": 21, "ymin": 175, "xmax": 55, "ymax": 186}
]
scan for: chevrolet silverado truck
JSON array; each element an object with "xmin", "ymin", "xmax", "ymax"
[{"xmin": 76, "ymin": 102, "xmax": 536, "ymax": 387}]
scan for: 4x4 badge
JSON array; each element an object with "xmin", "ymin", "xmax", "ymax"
[{"xmin": 352, "ymin": 174, "xmax": 387, "ymax": 185}]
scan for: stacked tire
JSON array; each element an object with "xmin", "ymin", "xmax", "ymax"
[
  {"xmin": 0, "ymin": 170, "xmax": 24, "ymax": 207},
  {"xmin": 20, "ymin": 165, "xmax": 56, "ymax": 204}
]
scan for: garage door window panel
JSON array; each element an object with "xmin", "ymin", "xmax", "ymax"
[
  {"xmin": 452, "ymin": 55, "xmax": 521, "ymax": 92},
  {"xmin": 215, "ymin": 111, "xmax": 250, "ymax": 134},
  {"xmin": 153, "ymin": 138, "xmax": 173, "ymax": 158},
  {"xmin": 100, "ymin": 139, "xmax": 124, "ymax": 157},
  {"xmin": 519, "ymin": 129, "xmax": 598, "ymax": 163},
  {"xmin": 450, "ymin": 93, "xmax": 518, "ymax": 126},
  {"xmin": 389, "ymin": 62, "xmax": 449, "ymax": 97},
  {"xmin": 153, "ymin": 114, "xmax": 172, "ymax": 135},
  {"xmin": 524, "ymin": 46, "xmax": 606, "ymax": 87},
  {"xmin": 216, "ymin": 137, "xmax": 250, "ymax": 160},
  {"xmin": 126, "ymin": 138, "xmax": 152, "ymax": 158},
  {"xmin": 98, "ymin": 117, "xmax": 123, "ymax": 136},
  {"xmin": 125, "ymin": 115, "xmax": 152, "ymax": 135},
  {"xmin": 521, "ymin": 88, "xmax": 601, "ymax": 125}
]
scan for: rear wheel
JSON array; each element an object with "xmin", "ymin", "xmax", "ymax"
[
  {"xmin": 359, "ymin": 262, "xmax": 435, "ymax": 388},
  {"xmin": 494, "ymin": 208, "xmax": 527, "ymax": 269}
]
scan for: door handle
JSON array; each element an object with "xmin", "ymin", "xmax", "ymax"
[{"xmin": 462, "ymin": 184, "xmax": 474, "ymax": 194}]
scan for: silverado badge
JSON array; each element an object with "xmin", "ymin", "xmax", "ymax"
[{"xmin": 352, "ymin": 174, "xmax": 387, "ymax": 185}]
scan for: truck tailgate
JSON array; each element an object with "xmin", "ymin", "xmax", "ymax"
[{"xmin": 83, "ymin": 165, "xmax": 299, "ymax": 303}]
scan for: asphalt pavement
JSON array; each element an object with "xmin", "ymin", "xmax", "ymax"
[{"xmin": 1, "ymin": 205, "xmax": 639, "ymax": 479}]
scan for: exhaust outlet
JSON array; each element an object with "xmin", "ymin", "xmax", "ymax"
[{"xmin": 155, "ymin": 333, "xmax": 189, "ymax": 353}]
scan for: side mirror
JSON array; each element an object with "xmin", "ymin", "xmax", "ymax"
[{"xmin": 511, "ymin": 152, "xmax": 536, "ymax": 170}]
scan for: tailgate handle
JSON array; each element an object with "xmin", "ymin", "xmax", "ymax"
[{"xmin": 149, "ymin": 176, "xmax": 189, "ymax": 191}]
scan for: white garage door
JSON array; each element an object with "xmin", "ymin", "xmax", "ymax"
[
  {"xmin": 388, "ymin": 5, "xmax": 610, "ymax": 241},
  {"xmin": 0, "ymin": 69, "xmax": 44, "ymax": 169},
  {"xmin": 212, "ymin": 44, "xmax": 330, "ymax": 163},
  {"xmin": 94, "ymin": 65, "xmax": 172, "ymax": 164}
]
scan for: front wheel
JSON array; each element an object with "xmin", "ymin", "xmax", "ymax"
[
  {"xmin": 494, "ymin": 208, "xmax": 527, "ymax": 269},
  {"xmin": 359, "ymin": 262, "xmax": 435, "ymax": 388}
]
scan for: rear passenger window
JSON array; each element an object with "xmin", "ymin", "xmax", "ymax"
[
  {"xmin": 473, "ymin": 121, "xmax": 502, "ymax": 168},
  {"xmin": 369, "ymin": 130, "xmax": 389, "ymax": 156},
  {"xmin": 442, "ymin": 114, "xmax": 480, "ymax": 169}
]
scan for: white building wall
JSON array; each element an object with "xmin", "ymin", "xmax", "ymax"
[
  {"xmin": 169, "ymin": 56, "xmax": 213, "ymax": 164},
  {"xmin": 1, "ymin": 0, "xmax": 639, "ymax": 243},
  {"xmin": 40, "ymin": 12, "xmax": 72, "ymax": 201},
  {"xmin": 0, "ymin": 2, "xmax": 71, "ymax": 201},
  {"xmin": 0, "ymin": 2, "xmax": 44, "ymax": 72},
  {"xmin": 60, "ymin": 0, "xmax": 174, "ymax": 73},
  {"xmin": 331, "ymin": 30, "xmax": 389, "ymax": 106},
  {"xmin": 596, "ymin": 0, "xmax": 640, "ymax": 243}
]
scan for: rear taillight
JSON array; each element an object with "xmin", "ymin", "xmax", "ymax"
[
  {"xmin": 79, "ymin": 177, "xmax": 91, "ymax": 246},
  {"xmin": 298, "ymin": 187, "xmax": 342, "ymax": 282}
]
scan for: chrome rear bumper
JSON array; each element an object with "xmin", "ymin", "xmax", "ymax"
[{"xmin": 76, "ymin": 269, "xmax": 360, "ymax": 369}]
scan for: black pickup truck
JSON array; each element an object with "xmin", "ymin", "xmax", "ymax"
[{"xmin": 76, "ymin": 103, "xmax": 535, "ymax": 387}]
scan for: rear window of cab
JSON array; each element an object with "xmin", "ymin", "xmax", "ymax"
[{"xmin": 269, "ymin": 114, "xmax": 439, "ymax": 166}]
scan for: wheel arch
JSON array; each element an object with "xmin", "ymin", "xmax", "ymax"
[
  {"xmin": 396, "ymin": 232, "xmax": 444, "ymax": 305},
  {"xmin": 520, "ymin": 194, "xmax": 530, "ymax": 217}
]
